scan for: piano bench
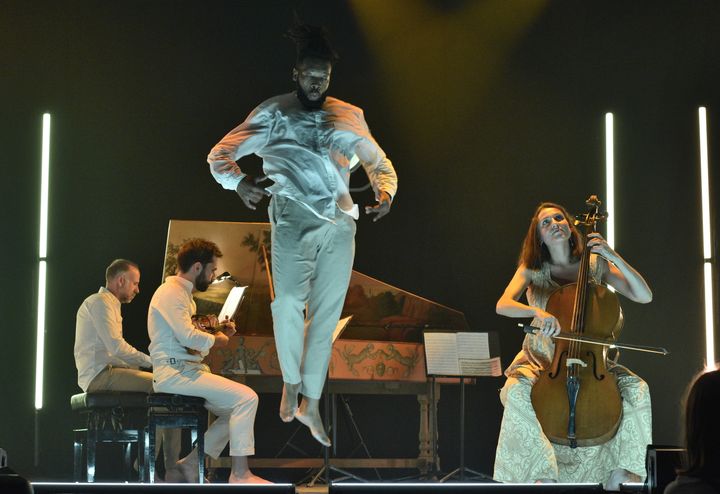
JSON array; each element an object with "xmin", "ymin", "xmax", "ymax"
[
  {"xmin": 145, "ymin": 393, "xmax": 207, "ymax": 483},
  {"xmin": 70, "ymin": 391, "xmax": 149, "ymax": 482}
]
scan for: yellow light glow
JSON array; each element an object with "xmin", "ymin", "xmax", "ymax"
[{"xmin": 349, "ymin": 0, "xmax": 548, "ymax": 146}]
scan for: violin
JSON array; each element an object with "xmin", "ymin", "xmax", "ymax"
[
  {"xmin": 191, "ymin": 314, "xmax": 224, "ymax": 334},
  {"xmin": 186, "ymin": 314, "xmax": 235, "ymax": 355}
]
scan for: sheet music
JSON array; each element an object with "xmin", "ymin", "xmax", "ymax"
[
  {"xmin": 424, "ymin": 331, "xmax": 501, "ymax": 377},
  {"xmin": 457, "ymin": 332, "xmax": 490, "ymax": 359},
  {"xmin": 424, "ymin": 332, "xmax": 461, "ymax": 376},
  {"xmin": 332, "ymin": 316, "xmax": 353, "ymax": 342},
  {"xmin": 459, "ymin": 357, "xmax": 502, "ymax": 377},
  {"xmin": 219, "ymin": 286, "xmax": 247, "ymax": 322}
]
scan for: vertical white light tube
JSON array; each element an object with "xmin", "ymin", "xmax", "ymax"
[
  {"xmin": 35, "ymin": 113, "xmax": 51, "ymax": 410},
  {"xmin": 699, "ymin": 108, "xmax": 712, "ymax": 260},
  {"xmin": 704, "ymin": 262, "xmax": 715, "ymax": 369},
  {"xmin": 605, "ymin": 112, "xmax": 615, "ymax": 250},
  {"xmin": 604, "ymin": 112, "xmax": 617, "ymax": 294},
  {"xmin": 698, "ymin": 107, "xmax": 715, "ymax": 370}
]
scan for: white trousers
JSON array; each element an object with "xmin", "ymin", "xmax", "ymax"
[
  {"xmin": 269, "ymin": 195, "xmax": 356, "ymax": 399},
  {"xmin": 152, "ymin": 362, "xmax": 258, "ymax": 458},
  {"xmin": 87, "ymin": 366, "xmax": 181, "ymax": 468}
]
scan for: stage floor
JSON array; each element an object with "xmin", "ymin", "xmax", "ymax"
[{"xmin": 26, "ymin": 481, "xmax": 647, "ymax": 494}]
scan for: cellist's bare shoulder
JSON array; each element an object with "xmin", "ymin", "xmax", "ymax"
[
  {"xmin": 502, "ymin": 264, "xmax": 534, "ymax": 301},
  {"xmin": 496, "ymin": 264, "xmax": 538, "ymax": 317}
]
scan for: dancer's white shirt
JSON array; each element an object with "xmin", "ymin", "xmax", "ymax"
[{"xmin": 207, "ymin": 93, "xmax": 397, "ymax": 222}]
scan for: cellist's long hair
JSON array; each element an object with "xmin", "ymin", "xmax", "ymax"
[
  {"xmin": 518, "ymin": 202, "xmax": 584, "ymax": 270},
  {"xmin": 679, "ymin": 367, "xmax": 720, "ymax": 478}
]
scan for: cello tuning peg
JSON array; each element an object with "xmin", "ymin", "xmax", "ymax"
[{"xmin": 586, "ymin": 195, "xmax": 602, "ymax": 207}]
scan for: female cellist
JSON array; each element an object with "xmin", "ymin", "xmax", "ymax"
[{"xmin": 493, "ymin": 201, "xmax": 653, "ymax": 491}]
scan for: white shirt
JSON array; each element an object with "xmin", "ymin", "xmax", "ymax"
[
  {"xmin": 74, "ymin": 287, "xmax": 152, "ymax": 392},
  {"xmin": 148, "ymin": 276, "xmax": 215, "ymax": 366},
  {"xmin": 207, "ymin": 93, "xmax": 398, "ymax": 222}
]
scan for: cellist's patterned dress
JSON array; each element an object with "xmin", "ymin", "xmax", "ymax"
[{"xmin": 493, "ymin": 256, "xmax": 652, "ymax": 483}]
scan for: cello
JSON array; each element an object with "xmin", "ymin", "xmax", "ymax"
[{"xmin": 530, "ymin": 195, "xmax": 623, "ymax": 448}]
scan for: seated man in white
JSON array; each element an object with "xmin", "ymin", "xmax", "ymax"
[
  {"xmin": 74, "ymin": 259, "xmax": 182, "ymax": 481},
  {"xmin": 148, "ymin": 239, "xmax": 268, "ymax": 484}
]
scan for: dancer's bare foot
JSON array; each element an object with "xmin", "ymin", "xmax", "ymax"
[
  {"xmin": 296, "ymin": 397, "xmax": 331, "ymax": 447},
  {"xmin": 280, "ymin": 382, "xmax": 301, "ymax": 422},
  {"xmin": 229, "ymin": 472, "xmax": 273, "ymax": 484}
]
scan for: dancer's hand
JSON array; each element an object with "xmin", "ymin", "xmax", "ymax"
[
  {"xmin": 365, "ymin": 191, "xmax": 392, "ymax": 222},
  {"xmin": 236, "ymin": 176, "xmax": 271, "ymax": 210}
]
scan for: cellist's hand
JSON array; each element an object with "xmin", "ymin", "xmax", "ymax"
[
  {"xmin": 534, "ymin": 309, "xmax": 561, "ymax": 337},
  {"xmin": 587, "ymin": 233, "xmax": 617, "ymax": 261}
]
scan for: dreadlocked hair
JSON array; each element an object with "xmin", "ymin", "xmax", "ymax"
[{"xmin": 286, "ymin": 19, "xmax": 339, "ymax": 65}]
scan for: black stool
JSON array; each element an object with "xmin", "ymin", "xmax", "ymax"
[
  {"xmin": 71, "ymin": 392, "xmax": 148, "ymax": 482},
  {"xmin": 145, "ymin": 393, "xmax": 207, "ymax": 483}
]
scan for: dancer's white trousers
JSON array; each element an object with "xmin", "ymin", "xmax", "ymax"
[{"xmin": 269, "ymin": 195, "xmax": 356, "ymax": 399}]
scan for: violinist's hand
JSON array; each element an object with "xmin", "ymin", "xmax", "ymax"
[
  {"xmin": 365, "ymin": 191, "xmax": 392, "ymax": 222},
  {"xmin": 534, "ymin": 309, "xmax": 561, "ymax": 337},
  {"xmin": 212, "ymin": 331, "xmax": 230, "ymax": 348},
  {"xmin": 587, "ymin": 233, "xmax": 617, "ymax": 261},
  {"xmin": 236, "ymin": 175, "xmax": 271, "ymax": 210},
  {"xmin": 220, "ymin": 318, "xmax": 236, "ymax": 337}
]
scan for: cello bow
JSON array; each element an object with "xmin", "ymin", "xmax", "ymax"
[{"xmin": 519, "ymin": 323, "xmax": 669, "ymax": 355}]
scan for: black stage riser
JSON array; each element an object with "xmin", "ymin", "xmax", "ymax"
[
  {"xmin": 329, "ymin": 484, "xmax": 605, "ymax": 494},
  {"xmin": 30, "ymin": 483, "xmax": 295, "ymax": 494},
  {"xmin": 24, "ymin": 482, "xmax": 626, "ymax": 494}
]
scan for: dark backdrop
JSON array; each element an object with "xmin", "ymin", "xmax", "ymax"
[{"xmin": 2, "ymin": 0, "xmax": 719, "ymax": 482}]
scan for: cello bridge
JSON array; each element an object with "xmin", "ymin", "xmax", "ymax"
[{"xmin": 566, "ymin": 358, "xmax": 587, "ymax": 368}]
